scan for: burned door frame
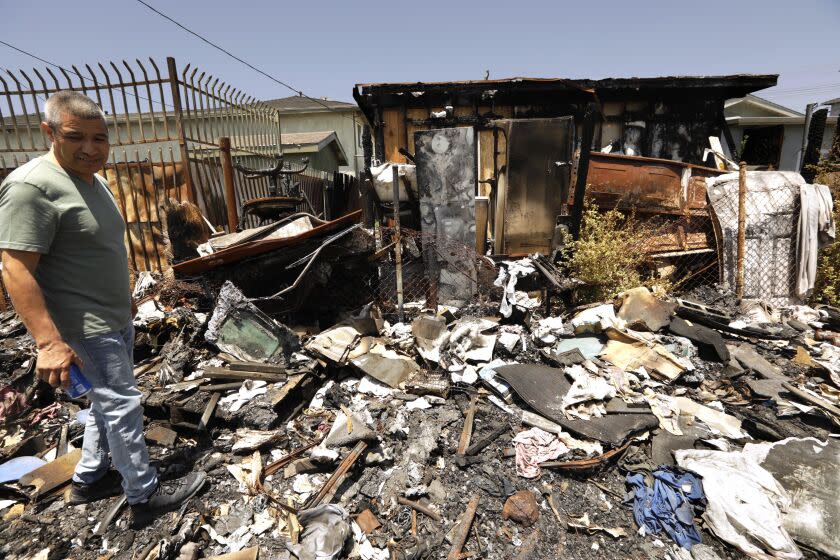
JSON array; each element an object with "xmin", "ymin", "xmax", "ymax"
[{"xmin": 491, "ymin": 117, "xmax": 574, "ymax": 255}]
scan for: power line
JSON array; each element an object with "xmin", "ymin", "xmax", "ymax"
[
  {"xmin": 0, "ymin": 39, "xmax": 173, "ymax": 110},
  {"xmin": 133, "ymin": 0, "xmax": 358, "ymax": 122}
]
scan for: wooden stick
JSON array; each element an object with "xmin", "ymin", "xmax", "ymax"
[
  {"xmin": 263, "ymin": 441, "xmax": 319, "ymax": 478},
  {"xmin": 197, "ymin": 392, "xmax": 220, "ymax": 432},
  {"xmin": 447, "ymin": 495, "xmax": 480, "ymax": 560},
  {"xmin": 783, "ymin": 382, "xmax": 840, "ymax": 420},
  {"xmin": 199, "ymin": 382, "xmax": 244, "ymax": 392},
  {"xmin": 226, "ymin": 361, "xmax": 286, "ymax": 374},
  {"xmin": 457, "ymin": 394, "xmax": 479, "ymax": 454},
  {"xmin": 306, "ymin": 441, "xmax": 367, "ymax": 508},
  {"xmin": 202, "ymin": 366, "xmax": 287, "ymax": 383},
  {"xmin": 397, "ymin": 497, "xmax": 442, "ymax": 522}
]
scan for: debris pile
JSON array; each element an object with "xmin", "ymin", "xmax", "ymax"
[{"xmin": 2, "ymin": 233, "xmax": 840, "ymax": 560}]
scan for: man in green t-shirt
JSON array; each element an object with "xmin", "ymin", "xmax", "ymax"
[{"xmin": 0, "ymin": 91, "xmax": 205, "ymax": 527}]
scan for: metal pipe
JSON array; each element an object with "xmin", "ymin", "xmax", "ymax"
[
  {"xmin": 392, "ymin": 165, "xmax": 404, "ymax": 322},
  {"xmin": 736, "ymin": 161, "xmax": 747, "ymax": 298},
  {"xmin": 797, "ymin": 103, "xmax": 816, "ymax": 172}
]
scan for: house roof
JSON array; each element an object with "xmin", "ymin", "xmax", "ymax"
[
  {"xmin": 825, "ymin": 97, "xmax": 840, "ymax": 105},
  {"xmin": 263, "ymin": 95, "xmax": 357, "ymax": 113},
  {"xmin": 281, "ymin": 130, "xmax": 348, "ymax": 165},
  {"xmin": 355, "ymin": 74, "xmax": 778, "ymax": 97},
  {"xmin": 353, "ymin": 74, "xmax": 779, "ymax": 122},
  {"xmin": 724, "ymin": 94, "xmax": 803, "ymax": 117}
]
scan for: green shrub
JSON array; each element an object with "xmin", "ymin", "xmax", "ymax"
[
  {"xmin": 810, "ymin": 162, "xmax": 840, "ymax": 306},
  {"xmin": 561, "ymin": 200, "xmax": 667, "ymax": 303}
]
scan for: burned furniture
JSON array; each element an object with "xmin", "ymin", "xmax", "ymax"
[{"xmin": 234, "ymin": 157, "xmax": 315, "ymax": 228}]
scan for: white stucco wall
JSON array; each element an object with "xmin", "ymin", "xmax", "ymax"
[{"xmin": 278, "ymin": 109, "xmax": 363, "ymax": 175}]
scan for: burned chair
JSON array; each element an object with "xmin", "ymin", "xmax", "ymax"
[{"xmin": 234, "ymin": 157, "xmax": 317, "ymax": 229}]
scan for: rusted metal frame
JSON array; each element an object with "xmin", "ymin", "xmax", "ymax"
[
  {"xmin": 447, "ymin": 495, "xmax": 480, "ymax": 560},
  {"xmin": 208, "ymin": 77, "xmax": 222, "ymax": 148},
  {"xmin": 22, "ymin": 70, "xmax": 48, "ymax": 152},
  {"xmin": 182, "ymin": 66, "xmax": 200, "ymax": 145},
  {"xmin": 139, "ymin": 150, "xmax": 164, "ymax": 271},
  {"xmin": 136, "ymin": 59, "xmax": 159, "ymax": 140},
  {"xmin": 0, "ymin": 80, "xmax": 14, "ymax": 152},
  {"xmin": 193, "ymin": 72, "xmax": 225, "ymax": 222},
  {"xmin": 122, "ymin": 148, "xmax": 153, "ymax": 271},
  {"xmin": 166, "ymin": 57, "xmax": 196, "ymax": 204},
  {"xmin": 121, "ymin": 61, "xmax": 146, "ymax": 144},
  {"xmin": 83, "ymin": 65, "xmax": 110, "ymax": 140},
  {"xmin": 216, "ymin": 83, "xmax": 230, "ymax": 140},
  {"xmin": 193, "ymin": 71, "xmax": 210, "ymax": 146},
  {"xmin": 97, "ymin": 64, "xmax": 125, "ymax": 146},
  {"xmin": 305, "ymin": 440, "xmax": 367, "ymax": 509},
  {"xmin": 108, "ymin": 151, "xmax": 139, "ymax": 272},
  {"xmin": 148, "ymin": 59, "xmax": 173, "ymax": 140},
  {"xmin": 206, "ymin": 77, "xmax": 232, "ymax": 223},
  {"xmin": 5, "ymin": 71, "xmax": 36, "ymax": 150},
  {"xmin": 183, "ymin": 66, "xmax": 215, "ymax": 216},
  {"xmin": 5, "ymin": 77, "xmax": 170, "ymax": 95},
  {"xmin": 107, "ymin": 62, "xmax": 136, "ymax": 145},
  {"xmin": 0, "ymin": 75, "xmax": 25, "ymax": 152}
]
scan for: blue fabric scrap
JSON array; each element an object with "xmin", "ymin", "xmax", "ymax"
[{"xmin": 625, "ymin": 465, "xmax": 706, "ymax": 549}]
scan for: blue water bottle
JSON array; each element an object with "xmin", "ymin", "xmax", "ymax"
[{"xmin": 67, "ymin": 364, "xmax": 92, "ymax": 399}]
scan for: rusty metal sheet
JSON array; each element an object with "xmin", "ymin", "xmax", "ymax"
[
  {"xmin": 173, "ymin": 210, "xmax": 362, "ymax": 275},
  {"xmin": 579, "ymin": 152, "xmax": 724, "ymax": 216}
]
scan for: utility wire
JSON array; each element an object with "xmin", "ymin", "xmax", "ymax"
[
  {"xmin": 134, "ymin": 0, "xmax": 358, "ymax": 122},
  {"xmin": 0, "ymin": 39, "xmax": 174, "ymax": 110}
]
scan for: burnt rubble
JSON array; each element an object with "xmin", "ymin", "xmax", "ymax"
[{"xmin": 1, "ymin": 251, "xmax": 839, "ymax": 560}]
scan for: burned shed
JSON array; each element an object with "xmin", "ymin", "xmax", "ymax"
[{"xmin": 353, "ymin": 74, "xmax": 778, "ymax": 258}]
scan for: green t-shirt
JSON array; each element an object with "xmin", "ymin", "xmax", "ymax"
[{"xmin": 0, "ymin": 156, "xmax": 131, "ymax": 338}]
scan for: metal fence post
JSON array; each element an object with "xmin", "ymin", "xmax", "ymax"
[
  {"xmin": 219, "ymin": 137, "xmax": 238, "ymax": 233},
  {"xmin": 166, "ymin": 57, "xmax": 196, "ymax": 204},
  {"xmin": 392, "ymin": 165, "xmax": 404, "ymax": 322},
  {"xmin": 736, "ymin": 161, "xmax": 747, "ymax": 298}
]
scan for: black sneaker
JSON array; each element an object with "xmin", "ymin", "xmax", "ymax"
[
  {"xmin": 130, "ymin": 471, "xmax": 207, "ymax": 528},
  {"xmin": 67, "ymin": 470, "xmax": 124, "ymax": 505}
]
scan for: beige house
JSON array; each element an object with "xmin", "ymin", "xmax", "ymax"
[
  {"xmin": 724, "ymin": 94, "xmax": 837, "ymax": 170},
  {"xmin": 263, "ymin": 95, "xmax": 364, "ymax": 175}
]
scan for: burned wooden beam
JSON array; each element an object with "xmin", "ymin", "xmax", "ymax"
[
  {"xmin": 447, "ymin": 495, "xmax": 480, "ymax": 560},
  {"xmin": 457, "ymin": 394, "xmax": 479, "ymax": 455},
  {"xmin": 226, "ymin": 361, "xmax": 286, "ymax": 374},
  {"xmin": 202, "ymin": 366, "xmax": 287, "ymax": 383},
  {"xmin": 397, "ymin": 497, "xmax": 442, "ymax": 523},
  {"xmin": 305, "ymin": 441, "xmax": 367, "ymax": 509},
  {"xmin": 198, "ymin": 393, "xmax": 221, "ymax": 432}
]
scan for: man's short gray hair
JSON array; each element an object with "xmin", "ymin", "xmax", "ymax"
[{"xmin": 44, "ymin": 90, "xmax": 106, "ymax": 128}]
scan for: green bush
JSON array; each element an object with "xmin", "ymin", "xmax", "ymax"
[
  {"xmin": 810, "ymin": 163, "xmax": 840, "ymax": 306},
  {"xmin": 561, "ymin": 200, "xmax": 667, "ymax": 303}
]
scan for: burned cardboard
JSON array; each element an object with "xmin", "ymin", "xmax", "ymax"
[
  {"xmin": 493, "ymin": 364, "xmax": 657, "ymax": 445},
  {"xmin": 205, "ymin": 282, "xmax": 300, "ymax": 365},
  {"xmin": 668, "ymin": 317, "xmax": 729, "ymax": 362}
]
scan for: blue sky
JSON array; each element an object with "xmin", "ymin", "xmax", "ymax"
[{"xmin": 3, "ymin": 0, "xmax": 839, "ymax": 113}]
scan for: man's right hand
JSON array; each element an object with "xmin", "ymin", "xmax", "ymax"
[{"xmin": 36, "ymin": 340, "xmax": 83, "ymax": 389}]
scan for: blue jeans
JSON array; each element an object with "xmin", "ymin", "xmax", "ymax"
[{"xmin": 67, "ymin": 323, "xmax": 158, "ymax": 504}]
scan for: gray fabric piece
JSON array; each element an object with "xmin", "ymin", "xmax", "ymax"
[
  {"xmin": 796, "ymin": 183, "xmax": 835, "ymax": 301},
  {"xmin": 0, "ymin": 156, "xmax": 131, "ymax": 337},
  {"xmin": 287, "ymin": 504, "xmax": 350, "ymax": 560}
]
